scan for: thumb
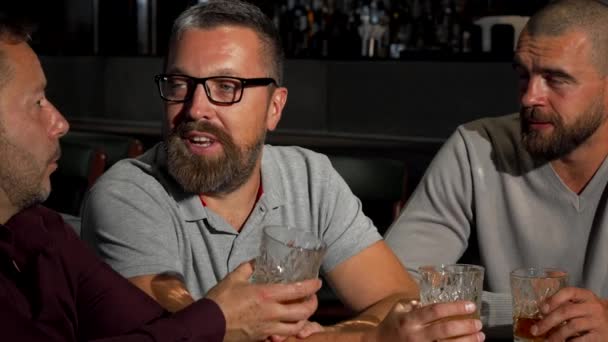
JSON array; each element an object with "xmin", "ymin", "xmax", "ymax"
[{"xmin": 228, "ymin": 260, "xmax": 255, "ymax": 281}]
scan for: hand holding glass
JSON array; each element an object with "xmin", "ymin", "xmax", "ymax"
[
  {"xmin": 251, "ymin": 225, "xmax": 326, "ymax": 284},
  {"xmin": 510, "ymin": 267, "xmax": 568, "ymax": 341},
  {"xmin": 418, "ymin": 264, "xmax": 485, "ymax": 320}
]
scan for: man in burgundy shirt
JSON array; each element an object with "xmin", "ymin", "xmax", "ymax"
[{"xmin": 0, "ymin": 9, "xmax": 321, "ymax": 342}]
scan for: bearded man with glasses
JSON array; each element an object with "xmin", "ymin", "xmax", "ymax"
[{"xmin": 82, "ymin": 1, "xmax": 484, "ymax": 341}]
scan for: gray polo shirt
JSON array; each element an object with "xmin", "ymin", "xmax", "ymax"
[{"xmin": 81, "ymin": 143, "xmax": 381, "ymax": 299}]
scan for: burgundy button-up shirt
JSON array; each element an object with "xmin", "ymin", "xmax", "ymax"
[{"xmin": 0, "ymin": 205, "xmax": 225, "ymax": 341}]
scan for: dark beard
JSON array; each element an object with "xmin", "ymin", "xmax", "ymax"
[
  {"xmin": 165, "ymin": 121, "xmax": 264, "ymax": 195},
  {"xmin": 520, "ymin": 104, "xmax": 604, "ymax": 161}
]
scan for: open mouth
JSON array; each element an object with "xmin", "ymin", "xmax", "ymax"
[{"xmin": 188, "ymin": 135, "xmax": 215, "ymax": 147}]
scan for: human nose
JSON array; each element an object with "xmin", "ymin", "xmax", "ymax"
[
  {"xmin": 47, "ymin": 101, "xmax": 70, "ymax": 138},
  {"xmin": 187, "ymin": 83, "xmax": 217, "ymax": 121},
  {"xmin": 520, "ymin": 76, "xmax": 547, "ymax": 108}
]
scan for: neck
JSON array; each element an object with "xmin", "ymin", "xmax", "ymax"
[
  {"xmin": 202, "ymin": 160, "xmax": 262, "ymax": 232},
  {"xmin": 550, "ymin": 123, "xmax": 608, "ymax": 194}
]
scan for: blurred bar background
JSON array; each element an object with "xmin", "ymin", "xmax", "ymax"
[{"xmin": 28, "ymin": 0, "xmax": 547, "ymax": 224}]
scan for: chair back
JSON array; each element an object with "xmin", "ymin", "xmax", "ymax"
[
  {"xmin": 44, "ymin": 141, "xmax": 107, "ymax": 216},
  {"xmin": 327, "ymin": 154, "xmax": 408, "ymax": 233},
  {"xmin": 61, "ymin": 131, "xmax": 144, "ymax": 168}
]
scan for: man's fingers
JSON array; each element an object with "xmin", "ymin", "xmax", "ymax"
[
  {"xmin": 263, "ymin": 278, "xmax": 322, "ymax": 302},
  {"xmin": 295, "ymin": 321, "xmax": 324, "ymax": 338},
  {"xmin": 416, "ymin": 301, "xmax": 477, "ymax": 325},
  {"xmin": 269, "ymin": 334, "xmax": 288, "ymax": 342},
  {"xmin": 545, "ymin": 317, "xmax": 592, "ymax": 342},
  {"xmin": 436, "ymin": 331, "xmax": 485, "ymax": 342},
  {"xmin": 272, "ymin": 295, "xmax": 318, "ymax": 322},
  {"xmin": 535, "ymin": 301, "xmax": 590, "ymax": 336},
  {"xmin": 425, "ymin": 318, "xmax": 483, "ymax": 341},
  {"xmin": 264, "ymin": 320, "xmax": 309, "ymax": 338},
  {"xmin": 543, "ymin": 287, "xmax": 595, "ymax": 313},
  {"xmin": 566, "ymin": 331, "xmax": 601, "ymax": 342}
]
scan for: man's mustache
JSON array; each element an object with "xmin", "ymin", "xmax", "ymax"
[
  {"xmin": 521, "ymin": 107, "xmax": 555, "ymax": 123},
  {"xmin": 174, "ymin": 121, "xmax": 224, "ymax": 135}
]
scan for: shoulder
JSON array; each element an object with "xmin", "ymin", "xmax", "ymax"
[
  {"xmin": 260, "ymin": 145, "xmax": 346, "ymax": 204},
  {"xmin": 91, "ymin": 143, "xmax": 172, "ymax": 195},
  {"xmin": 455, "ymin": 113, "xmax": 521, "ymax": 149},
  {"xmin": 264, "ymin": 145, "xmax": 331, "ymax": 165},
  {"xmin": 102, "ymin": 143, "xmax": 163, "ymax": 179},
  {"xmin": 262, "ymin": 145, "xmax": 334, "ymax": 178},
  {"xmin": 433, "ymin": 113, "xmax": 522, "ymax": 163},
  {"xmin": 7, "ymin": 205, "xmax": 78, "ymax": 245}
]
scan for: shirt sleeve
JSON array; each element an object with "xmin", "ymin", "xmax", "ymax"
[
  {"xmin": 61, "ymin": 219, "xmax": 226, "ymax": 342},
  {"xmin": 80, "ymin": 174, "xmax": 181, "ymax": 280},
  {"xmin": 385, "ymin": 128, "xmax": 474, "ymax": 273}
]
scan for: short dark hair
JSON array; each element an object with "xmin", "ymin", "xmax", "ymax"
[
  {"xmin": 525, "ymin": 0, "xmax": 608, "ymax": 75},
  {"xmin": 0, "ymin": 5, "xmax": 35, "ymax": 90},
  {"xmin": 169, "ymin": 0, "xmax": 284, "ymax": 84}
]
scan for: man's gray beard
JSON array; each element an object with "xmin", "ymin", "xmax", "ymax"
[
  {"xmin": 165, "ymin": 126, "xmax": 265, "ymax": 195},
  {"xmin": 521, "ymin": 103, "xmax": 604, "ymax": 161}
]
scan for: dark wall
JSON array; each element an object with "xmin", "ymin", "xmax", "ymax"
[{"xmin": 41, "ymin": 57, "xmax": 520, "ymax": 141}]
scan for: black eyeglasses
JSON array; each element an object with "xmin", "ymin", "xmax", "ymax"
[{"xmin": 154, "ymin": 74, "xmax": 277, "ymax": 105}]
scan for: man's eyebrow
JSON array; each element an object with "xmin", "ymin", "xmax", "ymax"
[
  {"xmin": 163, "ymin": 67, "xmax": 239, "ymax": 77},
  {"xmin": 165, "ymin": 66, "xmax": 186, "ymax": 74},
  {"xmin": 511, "ymin": 59, "xmax": 576, "ymax": 82},
  {"xmin": 210, "ymin": 68, "xmax": 238, "ymax": 77},
  {"xmin": 540, "ymin": 67, "xmax": 576, "ymax": 80}
]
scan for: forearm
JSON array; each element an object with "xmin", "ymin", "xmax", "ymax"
[
  {"xmin": 89, "ymin": 299, "xmax": 225, "ymax": 342},
  {"xmin": 284, "ymin": 330, "xmax": 369, "ymax": 342},
  {"xmin": 129, "ymin": 274, "xmax": 195, "ymax": 313},
  {"xmin": 154, "ymin": 286, "xmax": 195, "ymax": 313},
  {"xmin": 293, "ymin": 293, "xmax": 415, "ymax": 342},
  {"xmin": 344, "ymin": 292, "xmax": 416, "ymax": 328}
]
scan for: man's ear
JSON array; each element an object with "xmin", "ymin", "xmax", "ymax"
[{"xmin": 266, "ymin": 86, "xmax": 287, "ymax": 131}]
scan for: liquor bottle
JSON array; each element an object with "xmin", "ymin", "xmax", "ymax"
[
  {"xmin": 357, "ymin": 1, "xmax": 370, "ymax": 57},
  {"xmin": 388, "ymin": 0, "xmax": 412, "ymax": 58},
  {"xmin": 318, "ymin": 0, "xmax": 334, "ymax": 57},
  {"xmin": 280, "ymin": 0, "xmax": 296, "ymax": 57},
  {"xmin": 308, "ymin": 0, "xmax": 324, "ymax": 57},
  {"xmin": 435, "ymin": 0, "xmax": 449, "ymax": 49},
  {"xmin": 368, "ymin": 0, "xmax": 389, "ymax": 58},
  {"xmin": 293, "ymin": 0, "xmax": 310, "ymax": 57}
]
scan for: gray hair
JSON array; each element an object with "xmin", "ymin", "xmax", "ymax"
[
  {"xmin": 525, "ymin": 0, "xmax": 608, "ymax": 75},
  {"xmin": 169, "ymin": 0, "xmax": 284, "ymax": 84}
]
